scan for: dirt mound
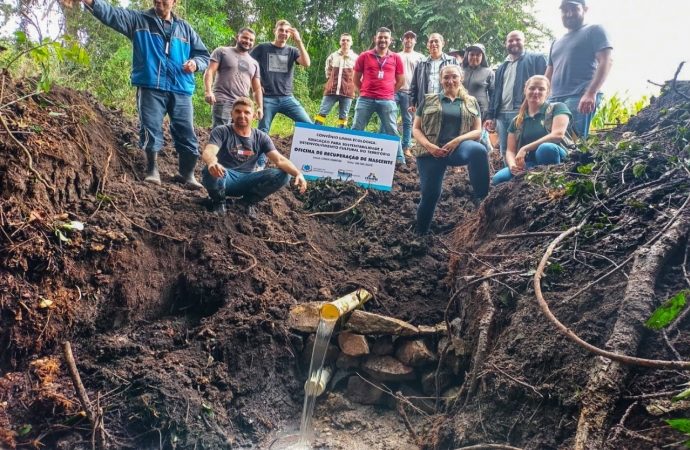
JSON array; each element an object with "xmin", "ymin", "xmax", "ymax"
[{"xmin": 0, "ymin": 72, "xmax": 486, "ymax": 449}]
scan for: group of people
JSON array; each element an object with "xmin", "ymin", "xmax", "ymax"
[{"xmin": 77, "ymin": 0, "xmax": 613, "ymax": 234}]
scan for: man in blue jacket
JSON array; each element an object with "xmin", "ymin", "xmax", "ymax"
[
  {"xmin": 79, "ymin": 0, "xmax": 210, "ymax": 188},
  {"xmin": 485, "ymin": 30, "xmax": 547, "ymax": 165}
]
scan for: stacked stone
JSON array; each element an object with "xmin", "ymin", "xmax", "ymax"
[{"xmin": 288, "ymin": 304, "xmax": 467, "ymax": 411}]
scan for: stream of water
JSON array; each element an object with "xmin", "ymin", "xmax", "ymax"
[{"xmin": 271, "ymin": 316, "xmax": 337, "ymax": 450}]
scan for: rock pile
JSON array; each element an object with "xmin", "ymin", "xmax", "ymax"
[{"xmin": 288, "ymin": 304, "xmax": 466, "ymax": 412}]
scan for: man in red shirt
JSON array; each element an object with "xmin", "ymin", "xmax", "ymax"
[{"xmin": 352, "ymin": 27, "xmax": 405, "ymax": 165}]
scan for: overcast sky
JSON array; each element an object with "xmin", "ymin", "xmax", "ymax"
[{"xmin": 531, "ymin": 0, "xmax": 690, "ymax": 100}]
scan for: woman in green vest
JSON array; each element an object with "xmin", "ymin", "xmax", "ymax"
[
  {"xmin": 492, "ymin": 75, "xmax": 572, "ymax": 185},
  {"xmin": 411, "ymin": 65, "xmax": 490, "ymax": 235}
]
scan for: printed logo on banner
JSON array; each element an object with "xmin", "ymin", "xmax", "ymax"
[
  {"xmin": 365, "ymin": 173, "xmax": 378, "ymax": 182},
  {"xmin": 337, "ymin": 169, "xmax": 353, "ymax": 181},
  {"xmin": 301, "ymin": 164, "xmax": 313, "ymax": 172}
]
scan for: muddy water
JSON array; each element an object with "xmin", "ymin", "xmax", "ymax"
[{"xmin": 271, "ymin": 317, "xmax": 337, "ymax": 450}]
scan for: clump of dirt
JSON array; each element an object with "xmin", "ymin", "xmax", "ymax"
[{"xmin": 0, "ymin": 72, "xmax": 485, "ymax": 449}]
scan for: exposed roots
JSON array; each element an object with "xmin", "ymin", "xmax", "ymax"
[{"xmin": 465, "ymin": 278, "xmax": 496, "ymax": 405}]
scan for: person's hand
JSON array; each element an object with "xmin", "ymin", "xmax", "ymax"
[
  {"xmin": 407, "ymin": 106, "xmax": 417, "ymax": 114},
  {"xmin": 509, "ymin": 163, "xmax": 524, "ymax": 176},
  {"xmin": 255, "ymin": 107, "xmax": 264, "ymax": 120},
  {"xmin": 425, "ymin": 143, "xmax": 446, "ymax": 158},
  {"xmin": 515, "ymin": 147, "xmax": 528, "ymax": 169},
  {"xmin": 182, "ymin": 60, "xmax": 197, "ymax": 73},
  {"xmin": 578, "ymin": 93, "xmax": 596, "ymax": 114},
  {"xmin": 294, "ymin": 173, "xmax": 307, "ymax": 193},
  {"xmin": 204, "ymin": 92, "xmax": 216, "ymax": 105},
  {"xmin": 484, "ymin": 119, "xmax": 495, "ymax": 131},
  {"xmin": 441, "ymin": 137, "xmax": 461, "ymax": 154},
  {"xmin": 208, "ymin": 162, "xmax": 226, "ymax": 179},
  {"xmin": 288, "ymin": 27, "xmax": 302, "ymax": 43}
]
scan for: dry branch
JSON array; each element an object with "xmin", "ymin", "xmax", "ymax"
[
  {"xmin": 465, "ymin": 279, "xmax": 496, "ymax": 405},
  {"xmin": 496, "ymin": 231, "xmax": 564, "ymax": 239},
  {"xmin": 672, "ymin": 61, "xmax": 690, "ymax": 102},
  {"xmin": 305, "ymin": 190, "xmax": 368, "ymax": 217}
]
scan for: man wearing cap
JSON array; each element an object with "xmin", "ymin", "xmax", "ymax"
[
  {"xmin": 545, "ymin": 0, "xmax": 613, "ymax": 140},
  {"xmin": 314, "ymin": 33, "xmax": 358, "ymax": 128},
  {"xmin": 485, "ymin": 31, "xmax": 547, "ymax": 165},
  {"xmin": 462, "ymin": 43, "xmax": 494, "ymax": 121},
  {"xmin": 408, "ymin": 33, "xmax": 457, "ymax": 112},
  {"xmin": 448, "ymin": 49, "xmax": 464, "ymax": 64},
  {"xmin": 395, "ymin": 31, "xmax": 424, "ymax": 157},
  {"xmin": 351, "ymin": 27, "xmax": 406, "ymax": 165}
]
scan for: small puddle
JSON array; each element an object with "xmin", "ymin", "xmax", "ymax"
[{"xmin": 270, "ymin": 290, "xmax": 371, "ymax": 450}]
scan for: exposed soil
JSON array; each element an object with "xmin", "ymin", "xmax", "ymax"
[{"xmin": 2, "ymin": 70, "xmax": 690, "ymax": 450}]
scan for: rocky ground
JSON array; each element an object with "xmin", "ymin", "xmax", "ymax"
[{"xmin": 2, "ymin": 71, "xmax": 690, "ymax": 450}]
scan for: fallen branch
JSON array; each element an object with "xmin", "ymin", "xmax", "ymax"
[
  {"xmin": 489, "ymin": 363, "xmax": 543, "ymax": 399},
  {"xmin": 465, "ymin": 279, "xmax": 496, "ymax": 405},
  {"xmin": 0, "ymin": 111, "xmax": 55, "ymax": 194},
  {"xmin": 62, "ymin": 341, "xmax": 107, "ymax": 449},
  {"xmin": 230, "ymin": 238, "xmax": 258, "ymax": 273},
  {"xmin": 672, "ymin": 61, "xmax": 690, "ymax": 102},
  {"xmin": 111, "ymin": 203, "xmax": 186, "ymax": 242},
  {"xmin": 496, "ymin": 231, "xmax": 564, "ymax": 240},
  {"xmin": 261, "ymin": 238, "xmax": 322, "ymax": 255},
  {"xmin": 306, "ymin": 190, "xmax": 368, "ymax": 217},
  {"xmin": 396, "ymin": 394, "xmax": 420, "ymax": 446},
  {"xmin": 534, "ymin": 191, "xmax": 690, "ymax": 371}
]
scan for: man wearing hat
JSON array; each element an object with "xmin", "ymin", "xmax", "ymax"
[
  {"xmin": 448, "ymin": 48, "xmax": 464, "ymax": 64},
  {"xmin": 545, "ymin": 0, "xmax": 613, "ymax": 140},
  {"xmin": 395, "ymin": 31, "xmax": 424, "ymax": 157},
  {"xmin": 485, "ymin": 30, "xmax": 547, "ymax": 165}
]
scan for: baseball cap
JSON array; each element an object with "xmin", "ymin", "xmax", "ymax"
[
  {"xmin": 448, "ymin": 48, "xmax": 464, "ymax": 56},
  {"xmin": 402, "ymin": 31, "xmax": 417, "ymax": 39},
  {"xmin": 560, "ymin": 0, "xmax": 585, "ymax": 6},
  {"xmin": 465, "ymin": 43, "xmax": 486, "ymax": 54}
]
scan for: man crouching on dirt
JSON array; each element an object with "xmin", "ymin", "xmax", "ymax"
[{"xmin": 200, "ymin": 97, "xmax": 308, "ymax": 218}]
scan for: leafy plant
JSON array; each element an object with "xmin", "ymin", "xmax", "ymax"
[
  {"xmin": 591, "ymin": 92, "xmax": 649, "ymax": 131},
  {"xmin": 645, "ymin": 291, "xmax": 688, "ymax": 330},
  {"xmin": 665, "ymin": 418, "xmax": 690, "ymax": 447}
]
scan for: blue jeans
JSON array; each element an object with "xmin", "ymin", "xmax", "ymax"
[
  {"xmin": 352, "ymin": 97, "xmax": 404, "ymax": 162},
  {"xmin": 317, "ymin": 95, "xmax": 353, "ymax": 120},
  {"xmin": 550, "ymin": 93, "xmax": 603, "ymax": 141},
  {"xmin": 495, "ymin": 111, "xmax": 518, "ymax": 166},
  {"xmin": 258, "ymin": 95, "xmax": 312, "ymax": 167},
  {"xmin": 211, "ymin": 101, "xmax": 233, "ymax": 128},
  {"xmin": 388, "ymin": 91, "xmax": 412, "ymax": 149},
  {"xmin": 416, "ymin": 141, "xmax": 490, "ymax": 234},
  {"xmin": 136, "ymin": 87, "xmax": 198, "ymax": 155},
  {"xmin": 492, "ymin": 143, "xmax": 567, "ymax": 185},
  {"xmin": 201, "ymin": 166, "xmax": 290, "ymax": 203}
]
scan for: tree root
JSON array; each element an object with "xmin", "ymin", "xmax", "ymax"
[
  {"xmin": 573, "ymin": 205, "xmax": 690, "ymax": 449},
  {"xmin": 230, "ymin": 238, "xmax": 258, "ymax": 273},
  {"xmin": 305, "ymin": 190, "xmax": 368, "ymax": 217},
  {"xmin": 465, "ymin": 278, "xmax": 496, "ymax": 405}
]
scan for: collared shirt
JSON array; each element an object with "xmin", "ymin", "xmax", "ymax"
[
  {"xmin": 427, "ymin": 58, "xmax": 443, "ymax": 94},
  {"xmin": 416, "ymin": 93, "xmax": 466, "ymax": 147},
  {"xmin": 499, "ymin": 56, "xmax": 519, "ymax": 112},
  {"xmin": 508, "ymin": 101, "xmax": 571, "ymax": 146},
  {"xmin": 354, "ymin": 49, "xmax": 404, "ymax": 100}
]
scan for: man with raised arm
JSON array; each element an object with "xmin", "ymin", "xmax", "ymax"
[
  {"xmin": 203, "ymin": 27, "xmax": 262, "ymax": 128},
  {"xmin": 78, "ymin": 0, "xmax": 210, "ymax": 189},
  {"xmin": 314, "ymin": 33, "xmax": 358, "ymax": 129},
  {"xmin": 200, "ymin": 97, "xmax": 307, "ymax": 218},
  {"xmin": 250, "ymin": 20, "xmax": 312, "ymax": 170},
  {"xmin": 545, "ymin": 0, "xmax": 613, "ymax": 140},
  {"xmin": 485, "ymin": 30, "xmax": 547, "ymax": 165},
  {"xmin": 351, "ymin": 27, "xmax": 405, "ymax": 165}
]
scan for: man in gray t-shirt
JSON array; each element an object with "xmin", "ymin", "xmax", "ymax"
[
  {"xmin": 546, "ymin": 0, "xmax": 613, "ymax": 140},
  {"xmin": 204, "ymin": 28, "xmax": 263, "ymax": 128}
]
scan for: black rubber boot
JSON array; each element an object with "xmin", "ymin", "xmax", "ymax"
[
  {"xmin": 144, "ymin": 151, "xmax": 161, "ymax": 185},
  {"xmin": 174, "ymin": 153, "xmax": 203, "ymax": 190},
  {"xmin": 209, "ymin": 188, "xmax": 227, "ymax": 216},
  {"xmin": 472, "ymin": 196, "xmax": 486, "ymax": 208}
]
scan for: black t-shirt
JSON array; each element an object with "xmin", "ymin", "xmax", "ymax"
[
  {"xmin": 209, "ymin": 126, "xmax": 276, "ymax": 173},
  {"xmin": 250, "ymin": 43, "xmax": 301, "ymax": 97}
]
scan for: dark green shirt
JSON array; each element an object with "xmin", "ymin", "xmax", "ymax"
[
  {"xmin": 416, "ymin": 93, "xmax": 473, "ymax": 147},
  {"xmin": 507, "ymin": 101, "xmax": 571, "ymax": 146}
]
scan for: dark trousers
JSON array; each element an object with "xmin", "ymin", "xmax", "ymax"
[
  {"xmin": 416, "ymin": 140, "xmax": 489, "ymax": 234},
  {"xmin": 201, "ymin": 166, "xmax": 290, "ymax": 203}
]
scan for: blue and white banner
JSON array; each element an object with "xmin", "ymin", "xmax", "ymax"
[{"xmin": 289, "ymin": 123, "xmax": 398, "ymax": 191}]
